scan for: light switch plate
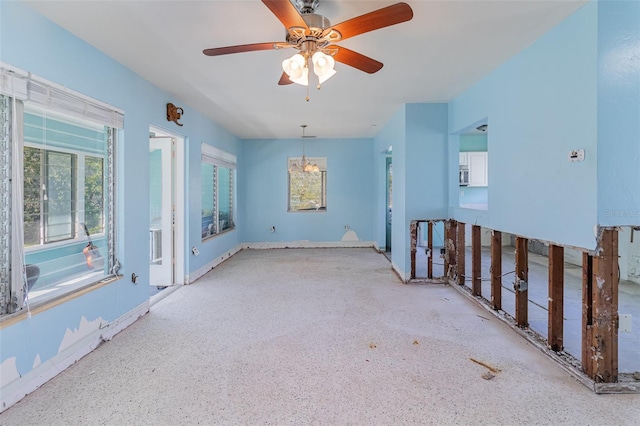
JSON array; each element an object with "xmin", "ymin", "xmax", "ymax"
[{"xmin": 619, "ymin": 314, "xmax": 632, "ymax": 333}]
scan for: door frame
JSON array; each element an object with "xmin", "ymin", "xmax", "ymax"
[
  {"xmin": 385, "ymin": 156, "xmax": 392, "ymax": 252},
  {"xmin": 149, "ymin": 125, "xmax": 185, "ymax": 286}
]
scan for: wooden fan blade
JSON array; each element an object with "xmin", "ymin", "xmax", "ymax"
[
  {"xmin": 262, "ymin": 0, "xmax": 308, "ymax": 30},
  {"xmin": 278, "ymin": 72, "xmax": 293, "ymax": 85},
  {"xmin": 203, "ymin": 42, "xmax": 280, "ymax": 56},
  {"xmin": 325, "ymin": 3, "xmax": 413, "ymax": 41},
  {"xmin": 333, "ymin": 46, "xmax": 383, "ymax": 74}
]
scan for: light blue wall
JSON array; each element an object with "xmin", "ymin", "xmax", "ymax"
[
  {"xmin": 375, "ymin": 108, "xmax": 406, "ymax": 264},
  {"xmin": 240, "ymin": 138, "xmax": 374, "ymax": 243},
  {"xmin": 596, "ymin": 0, "xmax": 640, "ymax": 226},
  {"xmin": 459, "ymin": 187, "xmax": 488, "ymax": 207},
  {"xmin": 1, "ymin": 1, "xmax": 240, "ymax": 394},
  {"xmin": 374, "ymin": 104, "xmax": 448, "ymax": 276},
  {"xmin": 373, "ymin": 112, "xmax": 404, "ymax": 250},
  {"xmin": 449, "ymin": 1, "xmax": 599, "ymax": 249},
  {"xmin": 403, "ymin": 104, "xmax": 449, "ymax": 273}
]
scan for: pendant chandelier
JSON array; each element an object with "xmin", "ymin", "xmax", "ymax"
[{"xmin": 289, "ymin": 125, "xmax": 320, "ymax": 173}]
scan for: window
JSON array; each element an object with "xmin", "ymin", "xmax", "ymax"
[
  {"xmin": 201, "ymin": 144, "xmax": 236, "ymax": 240},
  {"xmin": 288, "ymin": 157, "xmax": 327, "ymax": 212},
  {"xmin": 23, "ymin": 147, "xmax": 104, "ymax": 246},
  {"xmin": 0, "ymin": 66, "xmax": 122, "ymax": 315}
]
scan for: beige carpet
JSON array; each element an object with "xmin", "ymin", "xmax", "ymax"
[{"xmin": 1, "ymin": 248, "xmax": 638, "ymax": 425}]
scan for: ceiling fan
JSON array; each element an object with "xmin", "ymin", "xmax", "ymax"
[{"xmin": 203, "ymin": 0, "xmax": 413, "ymax": 90}]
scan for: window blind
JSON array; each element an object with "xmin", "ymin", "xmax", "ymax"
[
  {"xmin": 201, "ymin": 143, "xmax": 236, "ymax": 169},
  {"xmin": 0, "ymin": 64, "xmax": 124, "ymax": 129}
]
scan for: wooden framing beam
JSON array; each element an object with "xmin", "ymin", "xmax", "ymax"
[
  {"xmin": 410, "ymin": 221, "xmax": 418, "ymax": 279},
  {"xmin": 515, "ymin": 237, "xmax": 528, "ymax": 328},
  {"xmin": 427, "ymin": 222, "xmax": 433, "ymax": 279},
  {"xmin": 443, "ymin": 221, "xmax": 450, "ymax": 277},
  {"xmin": 448, "ymin": 220, "xmax": 457, "ymax": 280},
  {"xmin": 491, "ymin": 230, "xmax": 502, "ymax": 310},
  {"xmin": 548, "ymin": 244, "xmax": 564, "ymax": 351},
  {"xmin": 472, "ymin": 225, "xmax": 481, "ymax": 296},
  {"xmin": 457, "ymin": 222, "xmax": 466, "ymax": 285},
  {"xmin": 582, "ymin": 252, "xmax": 594, "ymax": 378},
  {"xmin": 591, "ymin": 229, "xmax": 619, "ymax": 383}
]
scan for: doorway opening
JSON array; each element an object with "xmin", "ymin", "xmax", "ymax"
[
  {"xmin": 458, "ymin": 121, "xmax": 488, "ymax": 210},
  {"xmin": 149, "ymin": 126, "xmax": 185, "ymax": 298},
  {"xmin": 385, "ymin": 156, "xmax": 392, "ymax": 258}
]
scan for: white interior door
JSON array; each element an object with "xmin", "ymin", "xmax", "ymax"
[{"xmin": 149, "ymin": 137, "xmax": 173, "ymax": 287}]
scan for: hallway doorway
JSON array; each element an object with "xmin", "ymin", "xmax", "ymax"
[{"xmin": 149, "ymin": 126, "xmax": 185, "ymax": 293}]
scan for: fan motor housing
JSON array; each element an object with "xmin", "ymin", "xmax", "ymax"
[
  {"xmin": 302, "ymin": 13, "xmax": 331, "ymax": 31},
  {"xmin": 285, "ymin": 13, "xmax": 331, "ymax": 46}
]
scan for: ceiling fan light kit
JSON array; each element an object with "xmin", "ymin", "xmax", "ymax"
[
  {"xmin": 203, "ymin": 0, "xmax": 413, "ymax": 99},
  {"xmin": 282, "ymin": 50, "xmax": 335, "ymax": 87}
]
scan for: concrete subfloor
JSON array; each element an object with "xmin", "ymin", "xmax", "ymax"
[
  {"xmin": 2, "ymin": 248, "xmax": 639, "ymax": 425},
  {"xmin": 415, "ymin": 245, "xmax": 640, "ymax": 374}
]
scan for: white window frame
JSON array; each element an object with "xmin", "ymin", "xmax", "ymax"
[
  {"xmin": 287, "ymin": 157, "xmax": 327, "ymax": 212},
  {"xmin": 22, "ymin": 127, "xmax": 107, "ymax": 251},
  {"xmin": 201, "ymin": 143, "xmax": 236, "ymax": 241},
  {"xmin": 0, "ymin": 64, "xmax": 122, "ymax": 315}
]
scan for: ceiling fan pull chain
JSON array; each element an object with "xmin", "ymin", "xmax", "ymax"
[{"xmin": 305, "ymin": 55, "xmax": 311, "ymax": 101}]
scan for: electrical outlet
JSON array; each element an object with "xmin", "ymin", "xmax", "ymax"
[
  {"xmin": 620, "ymin": 314, "xmax": 632, "ymax": 333},
  {"xmin": 192, "ymin": 247, "xmax": 200, "ymax": 256},
  {"xmin": 569, "ymin": 149, "xmax": 585, "ymax": 162}
]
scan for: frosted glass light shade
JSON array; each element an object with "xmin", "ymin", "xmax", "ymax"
[
  {"xmin": 312, "ymin": 51, "xmax": 336, "ymax": 84},
  {"xmin": 282, "ymin": 53, "xmax": 309, "ymax": 86}
]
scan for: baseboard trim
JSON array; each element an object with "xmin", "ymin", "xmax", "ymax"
[
  {"xmin": 391, "ymin": 261, "xmax": 409, "ymax": 283},
  {"xmin": 242, "ymin": 241, "xmax": 377, "ymax": 250},
  {"xmin": 187, "ymin": 241, "xmax": 379, "ymax": 283},
  {"xmin": 0, "ymin": 301, "xmax": 149, "ymax": 413},
  {"xmin": 186, "ymin": 244, "xmax": 244, "ymax": 283},
  {"xmin": 444, "ymin": 280, "xmax": 640, "ymax": 394}
]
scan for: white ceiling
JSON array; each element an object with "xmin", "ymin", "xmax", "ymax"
[{"xmin": 25, "ymin": 0, "xmax": 587, "ymax": 140}]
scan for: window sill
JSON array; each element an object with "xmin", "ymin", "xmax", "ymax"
[
  {"xmin": 202, "ymin": 227, "xmax": 236, "ymax": 242},
  {"xmin": 0, "ymin": 275, "xmax": 121, "ymax": 329}
]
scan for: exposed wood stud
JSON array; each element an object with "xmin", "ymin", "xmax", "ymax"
[
  {"xmin": 548, "ymin": 244, "xmax": 564, "ymax": 352},
  {"xmin": 443, "ymin": 221, "xmax": 450, "ymax": 277},
  {"xmin": 457, "ymin": 222, "xmax": 466, "ymax": 285},
  {"xmin": 427, "ymin": 221, "xmax": 433, "ymax": 279},
  {"xmin": 472, "ymin": 225, "xmax": 481, "ymax": 296},
  {"xmin": 448, "ymin": 220, "xmax": 457, "ymax": 280},
  {"xmin": 491, "ymin": 230, "xmax": 502, "ymax": 310},
  {"xmin": 515, "ymin": 237, "xmax": 528, "ymax": 328},
  {"xmin": 582, "ymin": 252, "xmax": 594, "ymax": 377},
  {"xmin": 410, "ymin": 221, "xmax": 417, "ymax": 280},
  {"xmin": 591, "ymin": 229, "xmax": 619, "ymax": 383}
]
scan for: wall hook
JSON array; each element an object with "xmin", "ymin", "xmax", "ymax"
[{"xmin": 167, "ymin": 103, "xmax": 184, "ymax": 126}]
